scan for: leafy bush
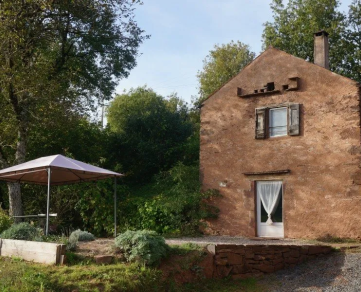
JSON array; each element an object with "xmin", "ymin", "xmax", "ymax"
[
  {"xmin": 0, "ymin": 205, "xmax": 12, "ymax": 234},
  {"xmin": 0, "ymin": 222, "xmax": 42, "ymax": 241},
  {"xmin": 70, "ymin": 229, "xmax": 95, "ymax": 241},
  {"xmin": 66, "ymin": 229, "xmax": 95, "ymax": 251},
  {"xmin": 67, "ymin": 232, "xmax": 78, "ymax": 251},
  {"xmin": 115, "ymin": 230, "xmax": 168, "ymax": 266},
  {"xmin": 119, "ymin": 163, "xmax": 220, "ymax": 235}
]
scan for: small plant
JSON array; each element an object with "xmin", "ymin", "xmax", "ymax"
[
  {"xmin": 115, "ymin": 230, "xmax": 169, "ymax": 266},
  {"xmin": 0, "ymin": 222, "xmax": 42, "ymax": 241},
  {"xmin": 0, "ymin": 205, "xmax": 12, "ymax": 234},
  {"xmin": 66, "ymin": 229, "xmax": 95, "ymax": 251},
  {"xmin": 70, "ymin": 229, "xmax": 95, "ymax": 242}
]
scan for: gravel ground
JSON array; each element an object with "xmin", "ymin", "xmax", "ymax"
[
  {"xmin": 260, "ymin": 250, "xmax": 361, "ymax": 292},
  {"xmin": 165, "ymin": 236, "xmax": 316, "ymax": 246}
]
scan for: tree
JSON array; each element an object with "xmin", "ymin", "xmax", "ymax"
[
  {"xmin": 106, "ymin": 87, "xmax": 193, "ymax": 183},
  {"xmin": 262, "ymin": 0, "xmax": 353, "ymax": 78},
  {"xmin": 343, "ymin": 0, "xmax": 361, "ymax": 82},
  {"xmin": 0, "ymin": 0, "xmax": 147, "ymax": 218},
  {"xmin": 196, "ymin": 41, "xmax": 255, "ymax": 104}
]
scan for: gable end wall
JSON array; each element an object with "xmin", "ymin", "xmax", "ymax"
[{"xmin": 200, "ymin": 48, "xmax": 361, "ymax": 238}]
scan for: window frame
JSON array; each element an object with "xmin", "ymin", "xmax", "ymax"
[
  {"xmin": 268, "ymin": 107, "xmax": 288, "ymax": 138},
  {"xmin": 255, "ymin": 103, "xmax": 300, "ymax": 139}
]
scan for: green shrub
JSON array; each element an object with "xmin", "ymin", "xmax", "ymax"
[
  {"xmin": 115, "ymin": 230, "xmax": 168, "ymax": 266},
  {"xmin": 0, "ymin": 222, "xmax": 42, "ymax": 241},
  {"xmin": 70, "ymin": 229, "xmax": 95, "ymax": 242},
  {"xmin": 66, "ymin": 229, "xmax": 95, "ymax": 251},
  {"xmin": 0, "ymin": 205, "xmax": 12, "ymax": 234},
  {"xmin": 118, "ymin": 163, "xmax": 220, "ymax": 236}
]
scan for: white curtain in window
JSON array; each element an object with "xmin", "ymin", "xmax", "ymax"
[{"xmin": 257, "ymin": 181, "xmax": 282, "ymax": 225}]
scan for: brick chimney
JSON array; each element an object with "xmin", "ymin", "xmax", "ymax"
[{"xmin": 314, "ymin": 30, "xmax": 329, "ymax": 69}]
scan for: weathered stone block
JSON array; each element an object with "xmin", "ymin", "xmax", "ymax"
[
  {"xmin": 216, "ymin": 266, "xmax": 233, "ymax": 277},
  {"xmin": 284, "ymin": 250, "xmax": 300, "ymax": 258},
  {"xmin": 215, "ymin": 258, "xmax": 228, "ymax": 266},
  {"xmin": 284, "ymin": 257, "xmax": 299, "ymax": 264},
  {"xmin": 254, "ymin": 255, "xmax": 265, "ymax": 261},
  {"xmin": 308, "ymin": 246, "xmax": 332, "ymax": 255},
  {"xmin": 245, "ymin": 252, "xmax": 255, "ymax": 259},
  {"xmin": 265, "ymin": 254, "xmax": 275, "ymax": 260},
  {"xmin": 232, "ymin": 264, "xmax": 246, "ymax": 274},
  {"xmin": 272, "ymin": 257, "xmax": 284, "ymax": 265},
  {"xmin": 227, "ymin": 253, "xmax": 243, "ymax": 265},
  {"xmin": 300, "ymin": 246, "xmax": 309, "ymax": 255},
  {"xmin": 274, "ymin": 263, "xmax": 285, "ymax": 271},
  {"xmin": 207, "ymin": 244, "xmax": 216, "ymax": 255}
]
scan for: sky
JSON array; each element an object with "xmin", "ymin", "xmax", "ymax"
[{"xmin": 114, "ymin": 0, "xmax": 354, "ymax": 106}]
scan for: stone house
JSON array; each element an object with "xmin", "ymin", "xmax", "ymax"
[{"xmin": 200, "ymin": 31, "xmax": 361, "ymax": 238}]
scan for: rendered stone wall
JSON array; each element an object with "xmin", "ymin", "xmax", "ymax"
[
  {"xmin": 210, "ymin": 244, "xmax": 333, "ymax": 279},
  {"xmin": 0, "ymin": 239, "xmax": 66, "ymax": 264},
  {"xmin": 200, "ymin": 47, "xmax": 361, "ymax": 238}
]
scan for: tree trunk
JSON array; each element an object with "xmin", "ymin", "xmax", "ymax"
[
  {"xmin": 8, "ymin": 121, "xmax": 27, "ymax": 222},
  {"xmin": 8, "ymin": 182, "xmax": 23, "ymax": 223}
]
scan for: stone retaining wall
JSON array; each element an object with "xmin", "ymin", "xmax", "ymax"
[{"xmin": 208, "ymin": 244, "xmax": 333, "ymax": 279}]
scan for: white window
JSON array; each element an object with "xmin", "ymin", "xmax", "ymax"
[
  {"xmin": 255, "ymin": 104, "xmax": 300, "ymax": 139},
  {"xmin": 269, "ymin": 107, "xmax": 287, "ymax": 137}
]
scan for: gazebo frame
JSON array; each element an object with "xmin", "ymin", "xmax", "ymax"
[{"xmin": 0, "ymin": 155, "xmax": 123, "ymax": 236}]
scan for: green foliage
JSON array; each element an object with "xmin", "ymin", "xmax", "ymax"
[
  {"xmin": 70, "ymin": 229, "xmax": 95, "ymax": 242},
  {"xmin": 75, "ymin": 179, "xmax": 124, "ymax": 237},
  {"xmin": 196, "ymin": 41, "xmax": 255, "ymax": 103},
  {"xmin": 0, "ymin": 257, "xmax": 163, "ymax": 292},
  {"xmin": 0, "ymin": 222, "xmax": 42, "ymax": 241},
  {"xmin": 0, "ymin": 250, "xmax": 261, "ymax": 292},
  {"xmin": 115, "ymin": 230, "xmax": 169, "ymax": 266},
  {"xmin": 106, "ymin": 86, "xmax": 193, "ymax": 183},
  {"xmin": 262, "ymin": 0, "xmax": 361, "ymax": 83},
  {"xmin": 118, "ymin": 163, "xmax": 220, "ymax": 236},
  {"xmin": 0, "ymin": 205, "xmax": 12, "ymax": 233},
  {"xmin": 169, "ymin": 243, "xmax": 204, "ymax": 256},
  {"xmin": 0, "ymin": 0, "xmax": 147, "ymax": 218},
  {"xmin": 66, "ymin": 229, "xmax": 96, "ymax": 252},
  {"xmin": 344, "ymin": 0, "xmax": 361, "ymax": 82},
  {"xmin": 67, "ymin": 235, "xmax": 78, "ymax": 252}
]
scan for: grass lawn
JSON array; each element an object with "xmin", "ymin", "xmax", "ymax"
[{"xmin": 0, "ymin": 255, "xmax": 262, "ymax": 292}]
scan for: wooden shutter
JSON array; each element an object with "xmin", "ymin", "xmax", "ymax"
[
  {"xmin": 255, "ymin": 108, "xmax": 267, "ymax": 139},
  {"xmin": 288, "ymin": 104, "xmax": 300, "ymax": 136}
]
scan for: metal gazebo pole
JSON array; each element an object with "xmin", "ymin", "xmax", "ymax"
[
  {"xmin": 46, "ymin": 167, "xmax": 51, "ymax": 236},
  {"xmin": 114, "ymin": 177, "xmax": 117, "ymax": 237}
]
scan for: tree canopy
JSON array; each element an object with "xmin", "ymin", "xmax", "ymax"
[
  {"xmin": 262, "ymin": 0, "xmax": 361, "ymax": 82},
  {"xmin": 0, "ymin": 0, "xmax": 147, "ymax": 217},
  {"xmin": 107, "ymin": 87, "xmax": 193, "ymax": 183},
  {"xmin": 196, "ymin": 41, "xmax": 255, "ymax": 104}
]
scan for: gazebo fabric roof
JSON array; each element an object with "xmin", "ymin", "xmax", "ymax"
[{"xmin": 0, "ymin": 155, "xmax": 123, "ymax": 186}]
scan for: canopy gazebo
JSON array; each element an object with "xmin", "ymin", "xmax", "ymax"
[{"xmin": 0, "ymin": 154, "xmax": 123, "ymax": 236}]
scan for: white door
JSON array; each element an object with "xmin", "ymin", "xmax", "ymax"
[{"xmin": 256, "ymin": 181, "xmax": 284, "ymax": 238}]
